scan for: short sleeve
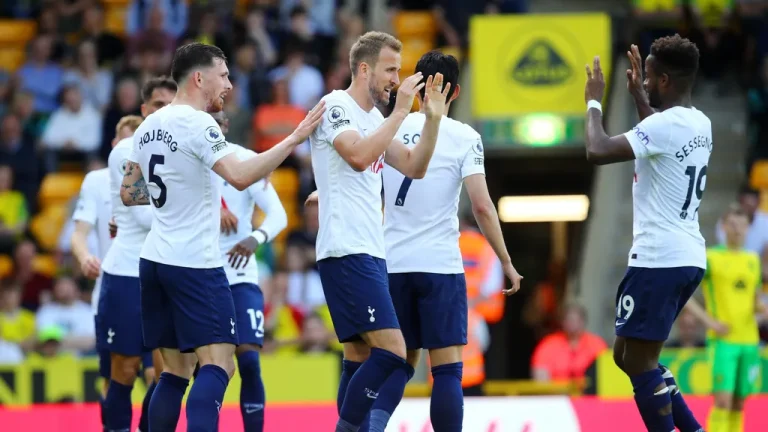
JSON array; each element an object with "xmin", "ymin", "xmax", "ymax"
[
  {"xmin": 317, "ymin": 97, "xmax": 359, "ymax": 146},
  {"xmin": 460, "ymin": 131, "xmax": 486, "ymax": 179},
  {"xmin": 623, "ymin": 113, "xmax": 671, "ymax": 159},
  {"xmin": 72, "ymin": 173, "xmax": 98, "ymax": 225},
  {"xmin": 193, "ymin": 113, "xmax": 235, "ymax": 168}
]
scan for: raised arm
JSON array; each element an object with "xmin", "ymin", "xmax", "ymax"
[
  {"xmin": 212, "ymin": 102, "xmax": 325, "ymax": 190},
  {"xmin": 120, "ymin": 162, "xmax": 150, "ymax": 206},
  {"xmin": 584, "ymin": 56, "xmax": 636, "ymax": 165},
  {"xmin": 626, "ymin": 44, "xmax": 657, "ymax": 121},
  {"xmin": 384, "ymin": 74, "xmax": 451, "ymax": 179}
]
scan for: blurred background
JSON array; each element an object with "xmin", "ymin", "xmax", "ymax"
[{"xmin": 1, "ymin": 0, "xmax": 768, "ymax": 428}]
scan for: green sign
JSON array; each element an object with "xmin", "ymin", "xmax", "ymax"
[{"xmin": 478, "ymin": 115, "xmax": 584, "ymax": 148}]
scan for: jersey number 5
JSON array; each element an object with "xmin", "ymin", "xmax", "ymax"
[
  {"xmin": 149, "ymin": 154, "xmax": 167, "ymax": 208},
  {"xmin": 681, "ymin": 165, "xmax": 707, "ymax": 220}
]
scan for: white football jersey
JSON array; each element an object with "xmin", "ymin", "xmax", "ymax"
[
  {"xmin": 128, "ymin": 104, "xmax": 235, "ymax": 268},
  {"xmin": 72, "ymin": 168, "xmax": 113, "ymax": 313},
  {"xmin": 310, "ymin": 90, "xmax": 387, "ymax": 260},
  {"xmin": 383, "ymin": 113, "xmax": 485, "ymax": 274},
  {"xmin": 216, "ymin": 145, "xmax": 287, "ymax": 286},
  {"xmin": 624, "ymin": 107, "xmax": 712, "ymax": 269},
  {"xmin": 101, "ymin": 137, "xmax": 153, "ymax": 277}
]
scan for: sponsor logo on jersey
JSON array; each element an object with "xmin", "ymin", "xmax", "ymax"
[
  {"xmin": 511, "ymin": 40, "xmax": 572, "ymax": 86},
  {"xmin": 211, "ymin": 141, "xmax": 228, "ymax": 153},
  {"xmin": 632, "ymin": 126, "xmax": 650, "ymax": 146}
]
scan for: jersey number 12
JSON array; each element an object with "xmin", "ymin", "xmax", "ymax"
[
  {"xmin": 680, "ymin": 165, "xmax": 706, "ymax": 220},
  {"xmin": 149, "ymin": 154, "xmax": 167, "ymax": 208}
]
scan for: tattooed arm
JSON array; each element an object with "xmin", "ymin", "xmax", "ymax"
[{"xmin": 120, "ymin": 161, "xmax": 150, "ymax": 206}]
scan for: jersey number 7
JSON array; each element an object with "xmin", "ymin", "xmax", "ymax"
[
  {"xmin": 149, "ymin": 154, "xmax": 167, "ymax": 208},
  {"xmin": 680, "ymin": 165, "xmax": 707, "ymax": 220}
]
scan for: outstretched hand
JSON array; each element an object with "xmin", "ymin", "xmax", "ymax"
[
  {"xmin": 584, "ymin": 56, "xmax": 605, "ymax": 103},
  {"xmin": 393, "ymin": 72, "xmax": 425, "ymax": 114},
  {"xmin": 626, "ymin": 44, "xmax": 645, "ymax": 98},
  {"xmin": 422, "ymin": 73, "xmax": 452, "ymax": 120},
  {"xmin": 290, "ymin": 100, "xmax": 326, "ymax": 144}
]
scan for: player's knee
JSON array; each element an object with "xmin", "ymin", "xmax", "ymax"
[
  {"xmin": 197, "ymin": 343, "xmax": 237, "ymax": 378},
  {"xmin": 235, "ymin": 343, "xmax": 261, "ymax": 356},
  {"xmin": 143, "ymin": 367, "xmax": 156, "ymax": 386},
  {"xmin": 406, "ymin": 349, "xmax": 421, "ymax": 368},
  {"xmin": 111, "ymin": 354, "xmax": 141, "ymax": 385},
  {"xmin": 343, "ymin": 341, "xmax": 371, "ymax": 362},
  {"xmin": 364, "ymin": 328, "xmax": 407, "ymax": 359},
  {"xmin": 429, "ymin": 345, "xmax": 462, "ymax": 367},
  {"xmin": 713, "ymin": 392, "xmax": 733, "ymax": 410}
]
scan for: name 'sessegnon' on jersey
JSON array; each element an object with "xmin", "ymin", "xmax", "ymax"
[
  {"xmin": 383, "ymin": 112, "xmax": 485, "ymax": 274},
  {"xmin": 623, "ymin": 106, "xmax": 712, "ymax": 269},
  {"xmin": 128, "ymin": 104, "xmax": 234, "ymax": 269}
]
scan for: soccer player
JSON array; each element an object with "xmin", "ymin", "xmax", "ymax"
[
  {"xmin": 100, "ymin": 77, "xmax": 176, "ymax": 432},
  {"xmin": 384, "ymin": 50, "xmax": 522, "ymax": 431},
  {"xmin": 211, "ymin": 110, "xmax": 288, "ymax": 432},
  {"xmin": 119, "ymin": 42, "xmax": 323, "ymax": 432},
  {"xmin": 684, "ymin": 204, "xmax": 768, "ymax": 432},
  {"xmin": 309, "ymin": 31, "xmax": 450, "ymax": 432},
  {"xmin": 583, "ymin": 35, "xmax": 710, "ymax": 432},
  {"xmin": 71, "ymin": 114, "xmax": 142, "ymax": 432}
]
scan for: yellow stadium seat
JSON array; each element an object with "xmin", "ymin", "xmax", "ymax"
[
  {"xmin": 104, "ymin": 6, "xmax": 128, "ymax": 35},
  {"xmin": 32, "ymin": 254, "xmax": 58, "ymax": 278},
  {"xmin": 270, "ymin": 168, "xmax": 299, "ymax": 198},
  {"xmin": 750, "ymin": 160, "xmax": 768, "ymax": 190},
  {"xmin": 102, "ymin": 0, "xmax": 130, "ymax": 5},
  {"xmin": 0, "ymin": 47, "xmax": 26, "ymax": 71},
  {"xmin": 400, "ymin": 37, "xmax": 435, "ymax": 74},
  {"xmin": 29, "ymin": 205, "xmax": 68, "ymax": 252},
  {"xmin": 0, "ymin": 20, "xmax": 37, "ymax": 44},
  {"xmin": 393, "ymin": 11, "xmax": 437, "ymax": 38},
  {"xmin": 439, "ymin": 45, "xmax": 462, "ymax": 64},
  {"xmin": 0, "ymin": 255, "xmax": 12, "ymax": 279},
  {"xmin": 38, "ymin": 172, "xmax": 85, "ymax": 209}
]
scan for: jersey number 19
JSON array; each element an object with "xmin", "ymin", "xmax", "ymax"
[{"xmin": 680, "ymin": 165, "xmax": 707, "ymax": 220}]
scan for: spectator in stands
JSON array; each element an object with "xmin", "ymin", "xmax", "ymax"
[
  {"xmin": 253, "ymin": 78, "xmax": 307, "ymax": 153},
  {"xmin": 10, "ymin": 90, "xmax": 46, "ymax": 141},
  {"xmin": 0, "ymin": 281, "xmax": 35, "ymax": 352},
  {"xmin": 288, "ymin": 197, "xmax": 319, "ymax": 252},
  {"xmin": 0, "ymin": 165, "xmax": 29, "ymax": 254},
  {"xmin": 298, "ymin": 311, "xmax": 333, "ymax": 353},
  {"xmin": 432, "ymin": 0, "xmax": 501, "ymax": 50},
  {"xmin": 716, "ymin": 185, "xmax": 768, "ymax": 279},
  {"xmin": 127, "ymin": 0, "xmax": 188, "ymax": 39},
  {"xmin": 80, "ymin": 5, "xmax": 125, "ymax": 67},
  {"xmin": 280, "ymin": 0, "xmax": 339, "ymax": 74},
  {"xmin": 666, "ymin": 310, "xmax": 706, "ymax": 348},
  {"xmin": 220, "ymin": 79, "xmax": 252, "ymax": 147},
  {"xmin": 0, "ymin": 113, "xmax": 40, "ymax": 211},
  {"xmin": 16, "ymin": 34, "xmax": 64, "ymax": 114},
  {"xmin": 0, "ymin": 71, "xmax": 10, "ymax": 117},
  {"xmin": 32, "ymin": 324, "xmax": 65, "ymax": 359},
  {"xmin": 230, "ymin": 41, "xmax": 271, "ymax": 111},
  {"xmin": 181, "ymin": 8, "xmax": 233, "ymax": 59},
  {"xmin": 35, "ymin": 276, "xmax": 95, "ymax": 355},
  {"xmin": 0, "ymin": 331, "xmax": 24, "ymax": 364},
  {"xmin": 688, "ymin": 0, "xmax": 744, "ymax": 91},
  {"xmin": 13, "ymin": 240, "xmax": 52, "ymax": 310},
  {"xmin": 268, "ymin": 39, "xmax": 324, "ymax": 111},
  {"xmin": 63, "ymin": 39, "xmax": 114, "ymax": 112},
  {"xmin": 284, "ymin": 241, "xmax": 325, "ymax": 315},
  {"xmin": 127, "ymin": 7, "xmax": 176, "ymax": 73},
  {"xmin": 263, "ymin": 270, "xmax": 304, "ymax": 354},
  {"xmin": 243, "ymin": 6, "xmax": 278, "ymax": 67},
  {"xmin": 36, "ymin": 6, "xmax": 70, "ymax": 63},
  {"xmin": 100, "ymin": 78, "xmax": 141, "ymax": 161},
  {"xmin": 40, "ymin": 84, "xmax": 102, "ymax": 172},
  {"xmin": 631, "ymin": 0, "xmax": 683, "ymax": 56},
  {"xmin": 531, "ymin": 303, "xmax": 607, "ymax": 384}
]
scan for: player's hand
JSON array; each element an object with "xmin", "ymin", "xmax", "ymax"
[
  {"xmin": 584, "ymin": 56, "xmax": 605, "ymax": 103},
  {"xmin": 393, "ymin": 72, "xmax": 425, "ymax": 115},
  {"xmin": 81, "ymin": 255, "xmax": 101, "ymax": 280},
  {"xmin": 221, "ymin": 207, "xmax": 238, "ymax": 234},
  {"xmin": 290, "ymin": 100, "xmax": 326, "ymax": 145},
  {"xmin": 108, "ymin": 217, "xmax": 117, "ymax": 239},
  {"xmin": 422, "ymin": 73, "xmax": 452, "ymax": 120},
  {"xmin": 710, "ymin": 320, "xmax": 730, "ymax": 337},
  {"xmin": 227, "ymin": 236, "xmax": 259, "ymax": 269},
  {"xmin": 501, "ymin": 261, "xmax": 523, "ymax": 296},
  {"xmin": 626, "ymin": 44, "xmax": 645, "ymax": 99},
  {"xmin": 304, "ymin": 190, "xmax": 319, "ymax": 207}
]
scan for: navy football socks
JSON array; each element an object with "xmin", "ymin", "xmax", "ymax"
[
  {"xmin": 104, "ymin": 380, "xmax": 133, "ymax": 432},
  {"xmin": 138, "ymin": 381, "xmax": 156, "ymax": 432},
  {"xmin": 338, "ymin": 360, "xmax": 363, "ymax": 414},
  {"xmin": 660, "ymin": 364, "xmax": 703, "ymax": 432},
  {"xmin": 187, "ymin": 364, "xmax": 230, "ymax": 432},
  {"xmin": 149, "ymin": 372, "xmax": 189, "ymax": 432},
  {"xmin": 630, "ymin": 369, "xmax": 675, "ymax": 432},
  {"xmin": 430, "ymin": 363, "xmax": 464, "ymax": 432},
  {"xmin": 336, "ymin": 348, "xmax": 406, "ymax": 431},
  {"xmin": 363, "ymin": 363, "xmax": 415, "ymax": 432},
  {"xmin": 238, "ymin": 351, "xmax": 266, "ymax": 432}
]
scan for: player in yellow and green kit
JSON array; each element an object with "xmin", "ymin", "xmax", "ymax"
[{"xmin": 685, "ymin": 205, "xmax": 768, "ymax": 432}]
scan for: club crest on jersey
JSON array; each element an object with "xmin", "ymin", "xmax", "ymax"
[
  {"xmin": 328, "ymin": 105, "xmax": 350, "ymax": 130},
  {"xmin": 205, "ymin": 126, "xmax": 223, "ymax": 143},
  {"xmin": 370, "ymin": 154, "xmax": 384, "ymax": 174}
]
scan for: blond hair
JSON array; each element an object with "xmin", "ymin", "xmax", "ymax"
[
  {"xmin": 723, "ymin": 203, "xmax": 747, "ymax": 220},
  {"xmin": 349, "ymin": 31, "xmax": 402, "ymax": 77},
  {"xmin": 116, "ymin": 115, "xmax": 143, "ymax": 136}
]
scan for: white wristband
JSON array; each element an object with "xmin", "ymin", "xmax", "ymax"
[
  {"xmin": 250, "ymin": 229, "xmax": 268, "ymax": 245},
  {"xmin": 587, "ymin": 100, "xmax": 602, "ymax": 113}
]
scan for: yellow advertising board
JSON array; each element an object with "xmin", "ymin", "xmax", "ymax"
[
  {"xmin": 470, "ymin": 14, "xmax": 612, "ymax": 118},
  {"xmin": 596, "ymin": 348, "xmax": 768, "ymax": 398},
  {"xmin": 0, "ymin": 353, "xmax": 339, "ymax": 405}
]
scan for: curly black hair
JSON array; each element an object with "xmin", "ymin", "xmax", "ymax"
[{"xmin": 650, "ymin": 34, "xmax": 700, "ymax": 90}]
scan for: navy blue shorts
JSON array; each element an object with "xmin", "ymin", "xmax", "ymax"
[
  {"xmin": 317, "ymin": 254, "xmax": 400, "ymax": 343},
  {"xmin": 98, "ymin": 349, "xmax": 111, "ymax": 379},
  {"xmin": 615, "ymin": 266, "xmax": 705, "ymax": 341},
  {"xmin": 388, "ymin": 272, "xmax": 468, "ymax": 350},
  {"xmin": 97, "ymin": 272, "xmax": 147, "ymax": 357},
  {"xmin": 139, "ymin": 259, "xmax": 239, "ymax": 353},
  {"xmin": 231, "ymin": 283, "xmax": 265, "ymax": 347}
]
